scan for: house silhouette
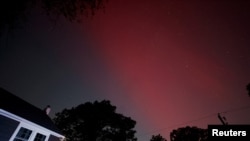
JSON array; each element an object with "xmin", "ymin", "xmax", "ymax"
[{"xmin": 0, "ymin": 87, "xmax": 65, "ymax": 141}]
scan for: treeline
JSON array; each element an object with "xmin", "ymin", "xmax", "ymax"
[
  {"xmin": 53, "ymin": 83, "xmax": 250, "ymax": 141},
  {"xmin": 53, "ymin": 100, "xmax": 208, "ymax": 141}
]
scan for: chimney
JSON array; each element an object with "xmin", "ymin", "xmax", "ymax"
[{"xmin": 44, "ymin": 105, "xmax": 51, "ymax": 115}]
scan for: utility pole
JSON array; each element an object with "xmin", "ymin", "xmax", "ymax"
[{"xmin": 217, "ymin": 113, "xmax": 228, "ymax": 125}]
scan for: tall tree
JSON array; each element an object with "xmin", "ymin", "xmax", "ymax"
[
  {"xmin": 0, "ymin": 0, "xmax": 107, "ymax": 33},
  {"xmin": 53, "ymin": 100, "xmax": 137, "ymax": 141},
  {"xmin": 150, "ymin": 134, "xmax": 167, "ymax": 141},
  {"xmin": 246, "ymin": 83, "xmax": 250, "ymax": 97},
  {"xmin": 170, "ymin": 126, "xmax": 208, "ymax": 141}
]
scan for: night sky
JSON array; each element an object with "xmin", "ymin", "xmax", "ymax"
[{"xmin": 1, "ymin": 0, "xmax": 250, "ymax": 140}]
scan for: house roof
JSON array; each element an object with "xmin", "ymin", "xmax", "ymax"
[{"xmin": 0, "ymin": 87, "xmax": 62, "ymax": 135}]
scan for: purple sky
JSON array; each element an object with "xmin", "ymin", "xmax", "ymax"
[{"xmin": 1, "ymin": 0, "xmax": 250, "ymax": 140}]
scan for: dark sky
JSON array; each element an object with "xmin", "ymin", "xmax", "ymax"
[{"xmin": 1, "ymin": 0, "xmax": 250, "ymax": 140}]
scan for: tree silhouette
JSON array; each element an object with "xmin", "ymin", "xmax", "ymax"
[
  {"xmin": 170, "ymin": 126, "xmax": 208, "ymax": 141},
  {"xmin": 247, "ymin": 83, "xmax": 250, "ymax": 97},
  {"xmin": 0, "ymin": 0, "xmax": 107, "ymax": 33},
  {"xmin": 150, "ymin": 134, "xmax": 167, "ymax": 141},
  {"xmin": 42, "ymin": 0, "xmax": 107, "ymax": 22},
  {"xmin": 53, "ymin": 100, "xmax": 137, "ymax": 141}
]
